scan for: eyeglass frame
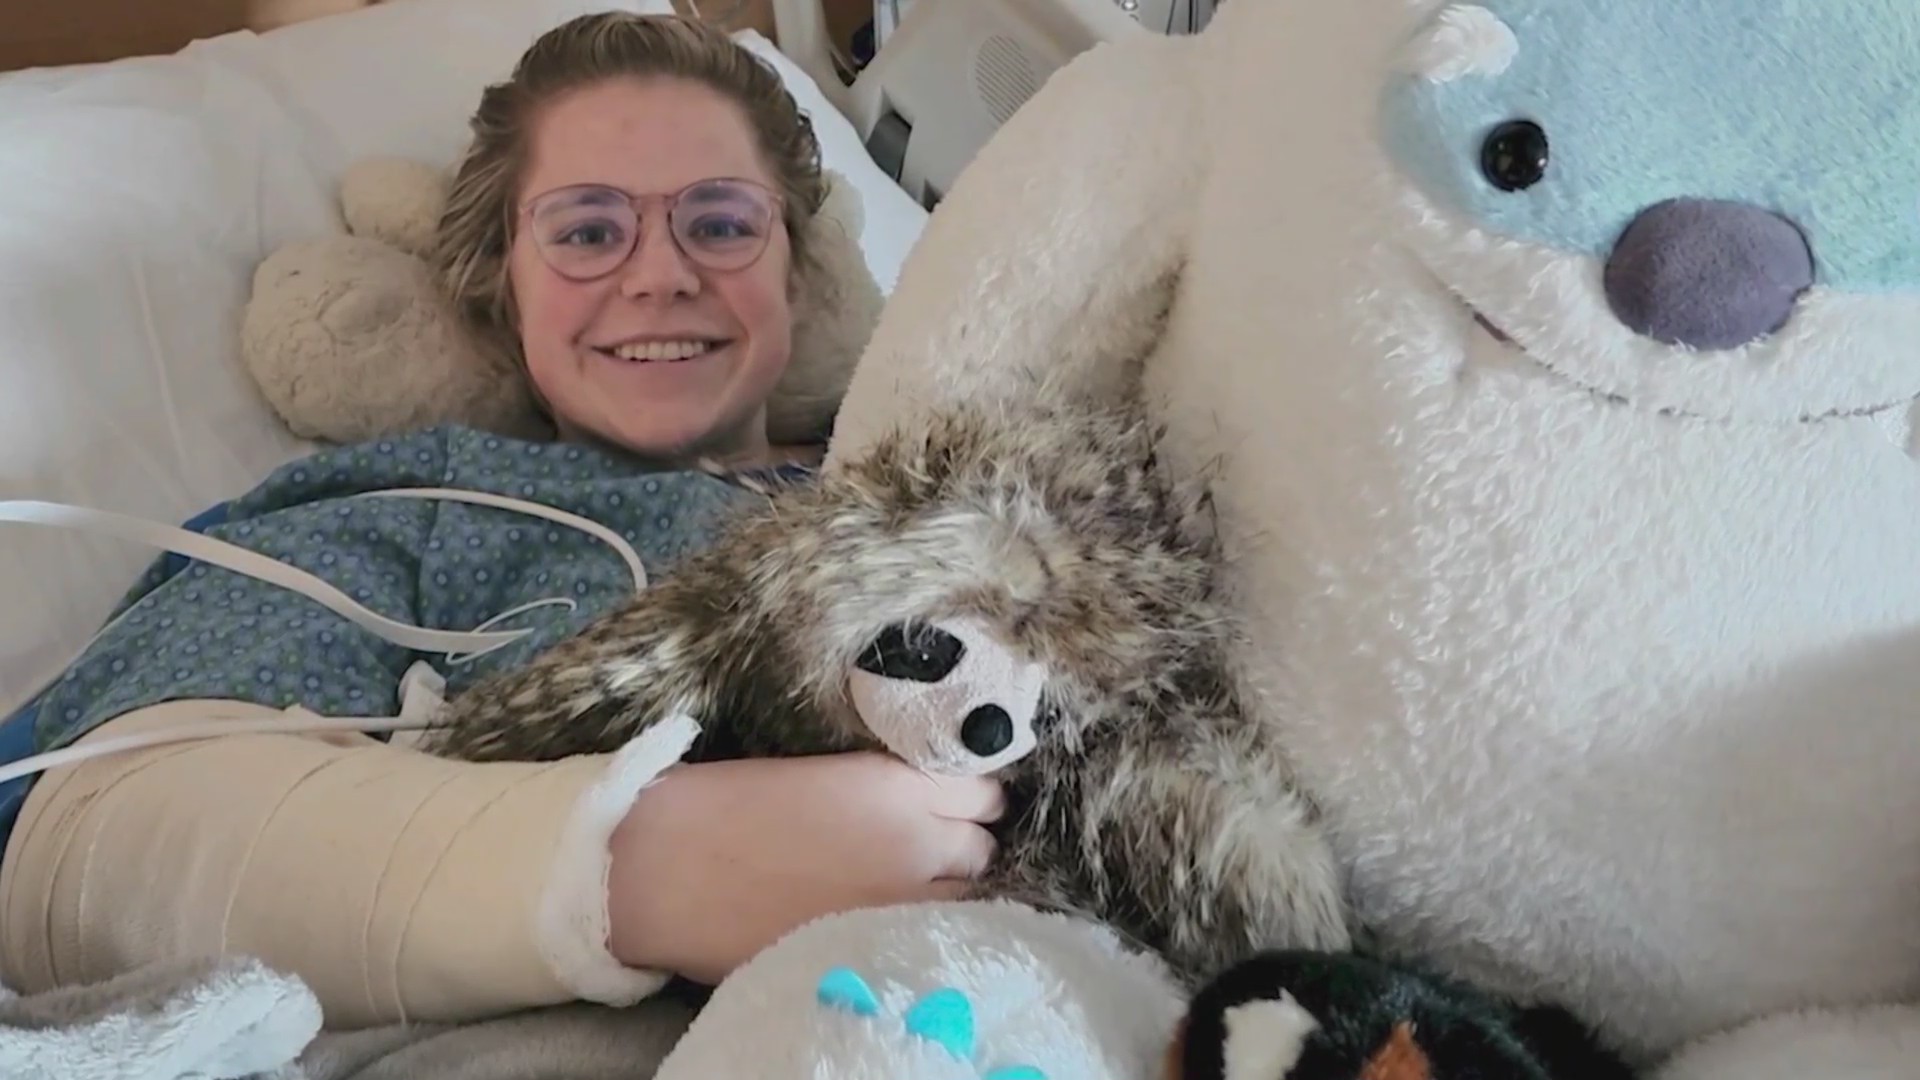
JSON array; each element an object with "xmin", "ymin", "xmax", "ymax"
[{"xmin": 515, "ymin": 175, "xmax": 788, "ymax": 282}]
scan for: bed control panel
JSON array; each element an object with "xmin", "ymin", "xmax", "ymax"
[{"xmin": 846, "ymin": 0, "xmax": 1170, "ymax": 211}]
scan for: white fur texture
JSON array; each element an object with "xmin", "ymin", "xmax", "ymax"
[
  {"xmin": 826, "ymin": 0, "xmax": 1920, "ymax": 1073},
  {"xmin": 1400, "ymin": 5, "xmax": 1517, "ymax": 82},
  {"xmin": 1652, "ymin": 1006, "xmax": 1920, "ymax": 1080},
  {"xmin": 651, "ymin": 900, "xmax": 1185, "ymax": 1080},
  {"xmin": 0, "ymin": 956, "xmax": 320, "ymax": 1080},
  {"xmin": 535, "ymin": 713, "xmax": 698, "ymax": 1006},
  {"xmin": 827, "ymin": 37, "xmax": 1210, "ymax": 457},
  {"xmin": 847, "ymin": 616, "xmax": 1047, "ymax": 776}
]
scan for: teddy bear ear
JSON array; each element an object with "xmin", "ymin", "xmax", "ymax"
[{"xmin": 338, "ymin": 157, "xmax": 451, "ymax": 259}]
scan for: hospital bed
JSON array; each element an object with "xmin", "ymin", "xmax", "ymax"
[{"xmin": 0, "ymin": 0, "xmax": 1176, "ymax": 723}]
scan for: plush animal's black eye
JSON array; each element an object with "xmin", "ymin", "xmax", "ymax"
[
  {"xmin": 857, "ymin": 624, "xmax": 966, "ymax": 682},
  {"xmin": 1480, "ymin": 119, "xmax": 1549, "ymax": 192}
]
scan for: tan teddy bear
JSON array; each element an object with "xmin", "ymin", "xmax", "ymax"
[{"xmin": 240, "ymin": 156, "xmax": 886, "ymax": 446}]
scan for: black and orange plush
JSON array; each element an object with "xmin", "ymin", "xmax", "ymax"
[{"xmin": 1168, "ymin": 951, "xmax": 1638, "ymax": 1080}]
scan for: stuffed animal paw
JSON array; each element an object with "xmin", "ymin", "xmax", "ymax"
[{"xmin": 650, "ymin": 900, "xmax": 1187, "ymax": 1080}]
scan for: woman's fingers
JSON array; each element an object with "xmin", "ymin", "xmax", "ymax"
[
  {"xmin": 918, "ymin": 772, "xmax": 1007, "ymax": 824},
  {"xmin": 931, "ymin": 821, "xmax": 998, "ymax": 882}
]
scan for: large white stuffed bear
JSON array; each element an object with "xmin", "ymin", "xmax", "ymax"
[{"xmin": 827, "ymin": 1, "xmax": 1920, "ymax": 1076}]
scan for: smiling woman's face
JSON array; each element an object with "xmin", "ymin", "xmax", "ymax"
[{"xmin": 508, "ymin": 74, "xmax": 795, "ymax": 465}]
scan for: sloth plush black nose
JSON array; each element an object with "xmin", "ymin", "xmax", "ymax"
[
  {"xmin": 962, "ymin": 704, "xmax": 1014, "ymax": 757},
  {"xmin": 856, "ymin": 624, "xmax": 965, "ymax": 682}
]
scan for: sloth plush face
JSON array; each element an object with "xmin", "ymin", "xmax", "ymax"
[
  {"xmin": 763, "ymin": 403, "xmax": 1220, "ymax": 776},
  {"xmin": 849, "ymin": 617, "xmax": 1049, "ymax": 776}
]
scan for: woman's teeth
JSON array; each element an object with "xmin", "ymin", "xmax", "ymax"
[{"xmin": 607, "ymin": 340, "xmax": 715, "ymax": 362}]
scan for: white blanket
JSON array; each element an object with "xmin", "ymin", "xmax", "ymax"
[{"xmin": 0, "ymin": 956, "xmax": 693, "ymax": 1080}]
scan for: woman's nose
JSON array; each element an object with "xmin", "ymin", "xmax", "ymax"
[
  {"xmin": 618, "ymin": 220, "xmax": 700, "ymax": 298},
  {"xmin": 1602, "ymin": 197, "xmax": 1814, "ymax": 351}
]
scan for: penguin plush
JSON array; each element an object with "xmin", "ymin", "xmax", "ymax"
[{"xmin": 1167, "ymin": 951, "xmax": 1637, "ymax": 1080}]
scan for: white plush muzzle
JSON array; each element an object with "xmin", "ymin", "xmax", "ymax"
[{"xmin": 848, "ymin": 616, "xmax": 1047, "ymax": 776}]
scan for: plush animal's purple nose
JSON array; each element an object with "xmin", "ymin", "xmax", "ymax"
[{"xmin": 1602, "ymin": 198, "xmax": 1814, "ymax": 351}]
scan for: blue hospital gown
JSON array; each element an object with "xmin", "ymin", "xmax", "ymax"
[{"xmin": 0, "ymin": 425, "xmax": 799, "ymax": 860}]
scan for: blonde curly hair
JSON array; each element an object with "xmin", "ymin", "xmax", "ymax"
[{"xmin": 433, "ymin": 11, "xmax": 828, "ymax": 381}]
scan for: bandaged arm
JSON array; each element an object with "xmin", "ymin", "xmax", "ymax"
[{"xmin": 0, "ymin": 700, "xmax": 695, "ymax": 1029}]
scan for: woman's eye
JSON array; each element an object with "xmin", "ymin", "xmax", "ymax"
[
  {"xmin": 686, "ymin": 214, "xmax": 756, "ymax": 241},
  {"xmin": 556, "ymin": 220, "xmax": 625, "ymax": 248}
]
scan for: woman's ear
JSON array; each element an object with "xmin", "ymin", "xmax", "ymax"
[{"xmin": 767, "ymin": 171, "xmax": 884, "ymax": 446}]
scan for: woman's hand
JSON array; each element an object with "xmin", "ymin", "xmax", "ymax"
[{"xmin": 604, "ymin": 752, "xmax": 1004, "ymax": 985}]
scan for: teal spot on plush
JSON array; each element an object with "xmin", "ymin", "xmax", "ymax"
[
  {"xmin": 1378, "ymin": 0, "xmax": 1920, "ymax": 290},
  {"xmin": 904, "ymin": 988, "xmax": 975, "ymax": 1061},
  {"xmin": 984, "ymin": 1068, "xmax": 1047, "ymax": 1080},
  {"xmin": 816, "ymin": 967, "xmax": 880, "ymax": 1016}
]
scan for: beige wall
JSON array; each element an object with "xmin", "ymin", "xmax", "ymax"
[
  {"xmin": 673, "ymin": 0, "xmax": 872, "ymax": 56},
  {"xmin": 0, "ymin": 0, "xmax": 874, "ymax": 73},
  {"xmin": 0, "ymin": 0, "xmax": 364, "ymax": 71}
]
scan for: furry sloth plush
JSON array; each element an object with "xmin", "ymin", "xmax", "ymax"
[{"xmin": 421, "ymin": 399, "xmax": 1353, "ymax": 983}]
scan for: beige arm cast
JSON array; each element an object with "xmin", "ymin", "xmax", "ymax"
[{"xmin": 0, "ymin": 699, "xmax": 693, "ymax": 1030}]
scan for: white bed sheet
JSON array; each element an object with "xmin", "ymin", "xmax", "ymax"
[{"xmin": 0, "ymin": 0, "xmax": 927, "ymax": 716}]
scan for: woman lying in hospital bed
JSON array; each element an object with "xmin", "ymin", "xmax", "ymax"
[{"xmin": 0, "ymin": 6, "xmax": 991, "ymax": 1033}]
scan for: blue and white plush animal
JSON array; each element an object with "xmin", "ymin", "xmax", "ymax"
[
  {"xmin": 648, "ymin": 900, "xmax": 1186, "ymax": 1080},
  {"xmin": 823, "ymin": 2, "xmax": 1920, "ymax": 1077}
]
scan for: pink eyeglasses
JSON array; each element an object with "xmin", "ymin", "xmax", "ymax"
[{"xmin": 520, "ymin": 176, "xmax": 785, "ymax": 281}]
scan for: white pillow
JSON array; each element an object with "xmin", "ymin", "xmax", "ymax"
[{"xmin": 0, "ymin": 0, "xmax": 925, "ymax": 715}]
